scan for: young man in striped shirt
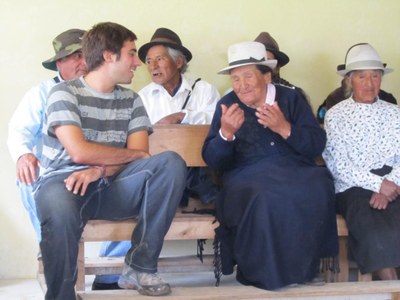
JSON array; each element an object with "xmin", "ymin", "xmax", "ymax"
[{"xmin": 35, "ymin": 22, "xmax": 186, "ymax": 299}]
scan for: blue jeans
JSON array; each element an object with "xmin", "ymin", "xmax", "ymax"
[
  {"xmin": 19, "ymin": 181, "xmax": 131, "ymax": 283},
  {"xmin": 94, "ymin": 166, "xmax": 219, "ymax": 284},
  {"xmin": 35, "ymin": 152, "xmax": 186, "ymax": 300},
  {"xmin": 17, "ymin": 182, "xmax": 41, "ymax": 242},
  {"xmin": 94, "ymin": 241, "xmax": 131, "ymax": 284}
]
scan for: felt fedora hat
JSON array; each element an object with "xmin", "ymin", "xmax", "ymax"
[
  {"xmin": 218, "ymin": 41, "xmax": 277, "ymax": 75},
  {"xmin": 254, "ymin": 32, "xmax": 289, "ymax": 67},
  {"xmin": 337, "ymin": 43, "xmax": 393, "ymax": 76},
  {"xmin": 138, "ymin": 27, "xmax": 192, "ymax": 63},
  {"xmin": 42, "ymin": 29, "xmax": 85, "ymax": 71}
]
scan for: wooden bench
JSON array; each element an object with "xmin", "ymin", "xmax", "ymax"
[
  {"xmin": 75, "ymin": 124, "xmax": 355, "ymax": 291},
  {"xmin": 77, "ymin": 281, "xmax": 400, "ymax": 300}
]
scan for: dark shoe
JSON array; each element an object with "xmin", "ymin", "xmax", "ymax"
[{"xmin": 92, "ymin": 281, "xmax": 122, "ymax": 290}]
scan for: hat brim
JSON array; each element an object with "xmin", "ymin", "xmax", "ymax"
[
  {"xmin": 266, "ymin": 48, "xmax": 289, "ymax": 67},
  {"xmin": 337, "ymin": 66, "xmax": 393, "ymax": 76},
  {"xmin": 138, "ymin": 41, "xmax": 192, "ymax": 63},
  {"xmin": 42, "ymin": 44, "xmax": 82, "ymax": 71},
  {"xmin": 218, "ymin": 60, "xmax": 277, "ymax": 75}
]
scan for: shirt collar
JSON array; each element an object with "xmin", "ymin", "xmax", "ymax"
[{"xmin": 150, "ymin": 75, "xmax": 191, "ymax": 96}]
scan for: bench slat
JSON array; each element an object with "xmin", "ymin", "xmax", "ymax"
[
  {"xmin": 85, "ymin": 255, "xmax": 214, "ymax": 275},
  {"xmin": 83, "ymin": 213, "xmax": 218, "ymax": 241}
]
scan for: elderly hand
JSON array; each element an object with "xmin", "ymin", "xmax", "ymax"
[
  {"xmin": 379, "ymin": 179, "xmax": 399, "ymax": 202},
  {"xmin": 369, "ymin": 192, "xmax": 390, "ymax": 210},
  {"xmin": 16, "ymin": 153, "xmax": 40, "ymax": 185},
  {"xmin": 220, "ymin": 103, "xmax": 244, "ymax": 141},
  {"xmin": 64, "ymin": 167, "xmax": 103, "ymax": 196},
  {"xmin": 255, "ymin": 102, "xmax": 291, "ymax": 139}
]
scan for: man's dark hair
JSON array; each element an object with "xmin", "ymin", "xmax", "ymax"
[{"xmin": 83, "ymin": 22, "xmax": 137, "ymax": 72}]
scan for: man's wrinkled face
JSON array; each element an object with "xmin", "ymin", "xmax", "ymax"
[
  {"xmin": 56, "ymin": 50, "xmax": 87, "ymax": 80},
  {"xmin": 145, "ymin": 45, "xmax": 182, "ymax": 89}
]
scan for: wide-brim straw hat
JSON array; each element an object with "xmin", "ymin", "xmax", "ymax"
[
  {"xmin": 218, "ymin": 41, "xmax": 277, "ymax": 75},
  {"xmin": 42, "ymin": 29, "xmax": 85, "ymax": 71},
  {"xmin": 337, "ymin": 43, "xmax": 393, "ymax": 76},
  {"xmin": 138, "ymin": 27, "xmax": 192, "ymax": 63},
  {"xmin": 254, "ymin": 32, "xmax": 289, "ymax": 67}
]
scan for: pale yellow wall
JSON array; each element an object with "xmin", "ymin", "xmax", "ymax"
[{"xmin": 1, "ymin": 0, "xmax": 399, "ymax": 279}]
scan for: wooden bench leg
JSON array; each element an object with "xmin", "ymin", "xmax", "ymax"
[
  {"xmin": 337, "ymin": 236, "xmax": 349, "ymax": 282},
  {"xmin": 76, "ymin": 238, "xmax": 85, "ymax": 291}
]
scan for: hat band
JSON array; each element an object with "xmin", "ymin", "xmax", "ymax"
[
  {"xmin": 229, "ymin": 57, "xmax": 266, "ymax": 66},
  {"xmin": 346, "ymin": 60, "xmax": 384, "ymax": 70},
  {"xmin": 151, "ymin": 37, "xmax": 180, "ymax": 46}
]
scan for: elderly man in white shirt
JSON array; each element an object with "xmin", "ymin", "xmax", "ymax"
[
  {"xmin": 138, "ymin": 27, "xmax": 219, "ymax": 125},
  {"xmin": 138, "ymin": 27, "xmax": 220, "ymax": 206},
  {"xmin": 323, "ymin": 43, "xmax": 400, "ymax": 281}
]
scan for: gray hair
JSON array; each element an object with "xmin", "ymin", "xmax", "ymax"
[{"xmin": 167, "ymin": 47, "xmax": 188, "ymax": 74}]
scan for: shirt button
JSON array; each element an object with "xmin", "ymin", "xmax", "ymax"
[{"xmin": 270, "ymin": 142, "xmax": 275, "ymax": 146}]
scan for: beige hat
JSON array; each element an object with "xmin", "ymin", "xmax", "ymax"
[
  {"xmin": 337, "ymin": 43, "xmax": 393, "ymax": 76},
  {"xmin": 218, "ymin": 41, "xmax": 277, "ymax": 75}
]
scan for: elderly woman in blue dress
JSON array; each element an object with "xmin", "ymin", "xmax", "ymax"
[
  {"xmin": 202, "ymin": 41, "xmax": 338, "ymax": 290},
  {"xmin": 323, "ymin": 43, "xmax": 400, "ymax": 280}
]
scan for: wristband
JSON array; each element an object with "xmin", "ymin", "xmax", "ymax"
[{"xmin": 219, "ymin": 129, "xmax": 236, "ymax": 141}]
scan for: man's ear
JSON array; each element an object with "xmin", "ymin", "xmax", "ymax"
[
  {"xmin": 176, "ymin": 55, "xmax": 184, "ymax": 70},
  {"xmin": 103, "ymin": 50, "xmax": 115, "ymax": 63}
]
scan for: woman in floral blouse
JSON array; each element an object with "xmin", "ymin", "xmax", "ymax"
[{"xmin": 323, "ymin": 43, "xmax": 400, "ymax": 280}]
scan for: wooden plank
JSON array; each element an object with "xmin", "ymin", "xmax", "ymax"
[
  {"xmin": 149, "ymin": 124, "xmax": 209, "ymax": 167},
  {"xmin": 82, "ymin": 214, "xmax": 346, "ymax": 241},
  {"xmin": 84, "ymin": 255, "xmax": 214, "ymax": 275},
  {"xmin": 337, "ymin": 236, "xmax": 349, "ymax": 282},
  {"xmin": 82, "ymin": 214, "xmax": 218, "ymax": 242},
  {"xmin": 77, "ymin": 281, "xmax": 400, "ymax": 300},
  {"xmin": 76, "ymin": 239, "xmax": 85, "ymax": 291},
  {"xmin": 336, "ymin": 215, "xmax": 348, "ymax": 236}
]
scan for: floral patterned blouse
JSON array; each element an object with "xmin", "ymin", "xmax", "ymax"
[{"xmin": 323, "ymin": 97, "xmax": 400, "ymax": 193}]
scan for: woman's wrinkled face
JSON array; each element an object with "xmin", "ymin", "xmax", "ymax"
[
  {"xmin": 348, "ymin": 69, "xmax": 382, "ymax": 104},
  {"xmin": 230, "ymin": 65, "xmax": 271, "ymax": 108}
]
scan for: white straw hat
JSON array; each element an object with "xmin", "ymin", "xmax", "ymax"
[
  {"xmin": 218, "ymin": 41, "xmax": 277, "ymax": 75},
  {"xmin": 337, "ymin": 43, "xmax": 393, "ymax": 76}
]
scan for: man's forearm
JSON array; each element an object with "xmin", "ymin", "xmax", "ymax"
[{"xmin": 71, "ymin": 141, "xmax": 149, "ymax": 166}]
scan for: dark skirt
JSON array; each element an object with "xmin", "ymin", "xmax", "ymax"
[
  {"xmin": 215, "ymin": 155, "xmax": 338, "ymax": 290},
  {"xmin": 336, "ymin": 187, "xmax": 400, "ymax": 274}
]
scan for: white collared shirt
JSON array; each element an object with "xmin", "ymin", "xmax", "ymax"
[
  {"xmin": 139, "ymin": 75, "xmax": 220, "ymax": 124},
  {"xmin": 7, "ymin": 74, "xmax": 62, "ymax": 162}
]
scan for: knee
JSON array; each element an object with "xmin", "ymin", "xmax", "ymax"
[
  {"xmin": 36, "ymin": 190, "xmax": 83, "ymax": 240},
  {"xmin": 160, "ymin": 151, "xmax": 187, "ymax": 173}
]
